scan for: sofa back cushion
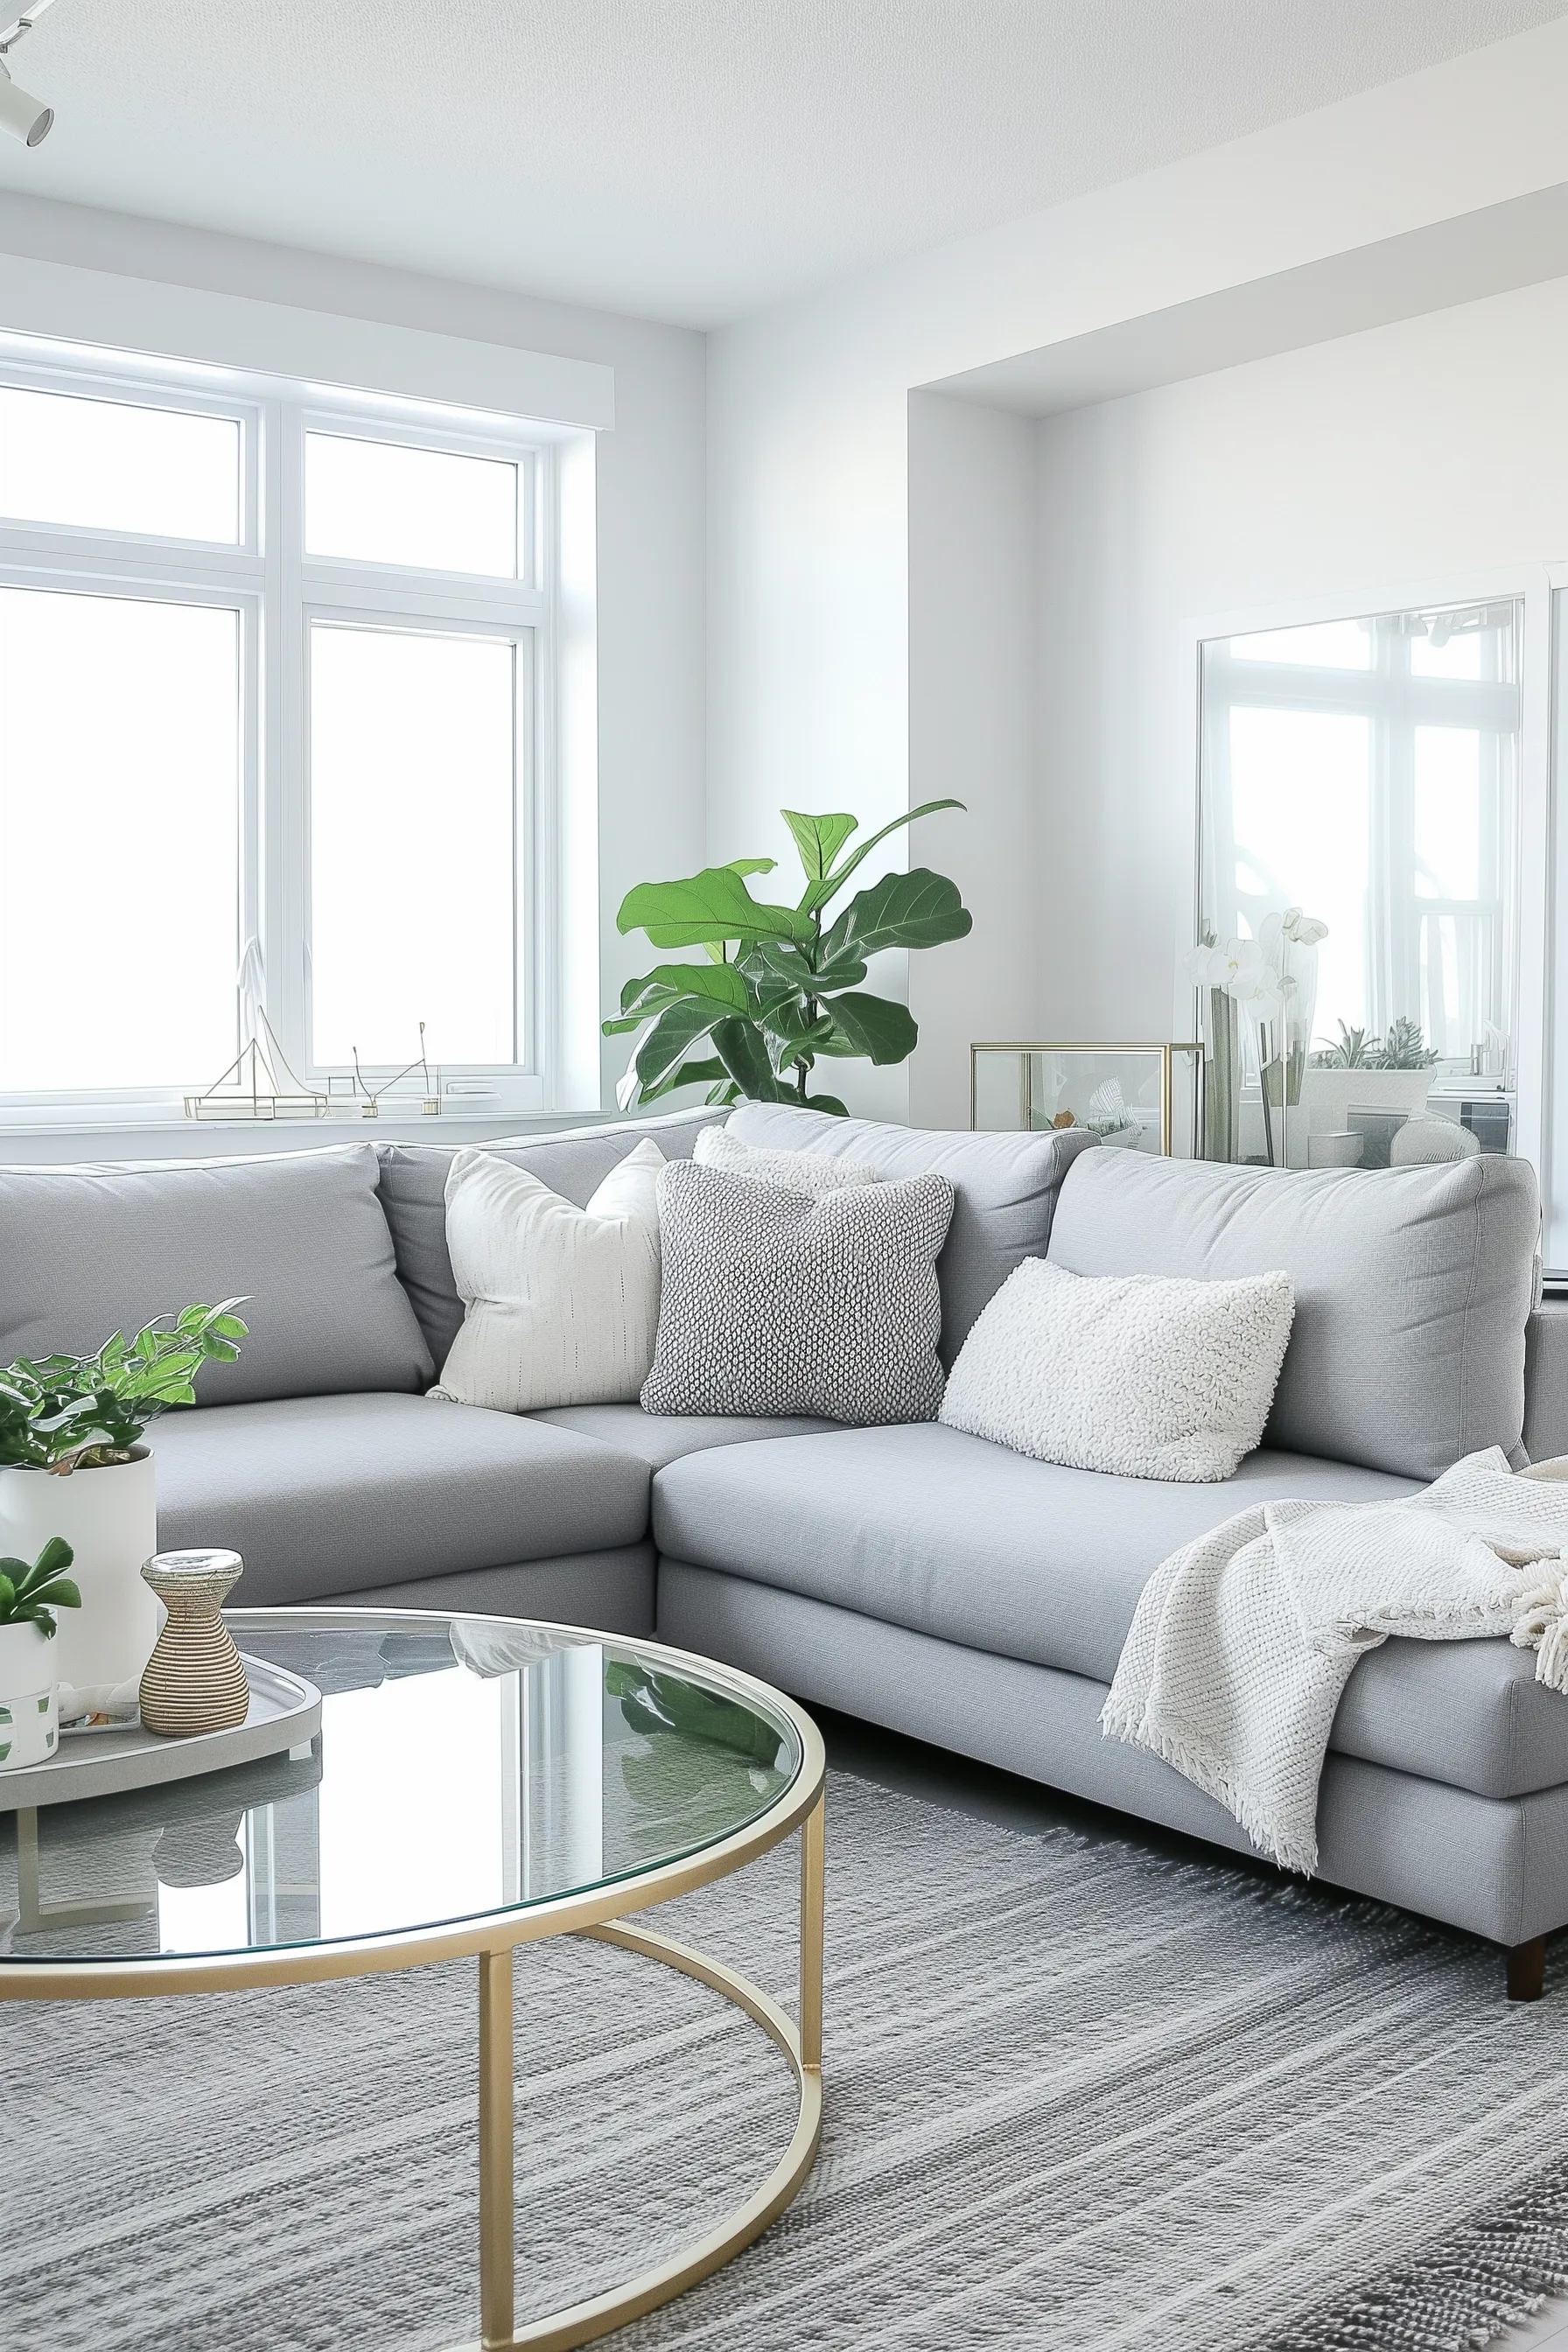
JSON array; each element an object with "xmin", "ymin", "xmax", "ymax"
[
  {"xmin": 377, "ymin": 1107, "xmax": 726, "ymax": 1368},
  {"xmin": 725, "ymin": 1102, "xmax": 1097, "ymax": 1362},
  {"xmin": 1046, "ymin": 1149, "xmax": 1540, "ymax": 1480},
  {"xmin": 0, "ymin": 1143, "xmax": 432, "ymax": 1405}
]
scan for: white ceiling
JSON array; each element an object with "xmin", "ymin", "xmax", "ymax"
[{"xmin": 1, "ymin": 1, "xmax": 1565, "ymax": 330}]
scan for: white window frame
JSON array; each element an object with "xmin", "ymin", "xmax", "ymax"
[{"xmin": 0, "ymin": 340, "xmax": 562, "ymax": 1126}]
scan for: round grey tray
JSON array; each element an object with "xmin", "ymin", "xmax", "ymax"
[{"xmin": 0, "ymin": 1654, "xmax": 322, "ymax": 1813}]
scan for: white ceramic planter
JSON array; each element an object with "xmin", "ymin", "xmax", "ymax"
[
  {"xmin": 0, "ymin": 1616, "xmax": 60, "ymax": 1770},
  {"xmin": 0, "ymin": 1451, "xmax": 159, "ymax": 1725}
]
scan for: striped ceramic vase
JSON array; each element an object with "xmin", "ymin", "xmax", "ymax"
[{"xmin": 138, "ymin": 1550, "xmax": 249, "ymax": 1738}]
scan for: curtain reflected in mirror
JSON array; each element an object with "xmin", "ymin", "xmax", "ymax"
[{"xmin": 1198, "ymin": 600, "xmax": 1520, "ymax": 1166}]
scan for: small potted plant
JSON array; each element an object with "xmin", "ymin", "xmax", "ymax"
[
  {"xmin": 0, "ymin": 1535, "xmax": 80, "ymax": 1772},
  {"xmin": 0, "ymin": 1302, "xmax": 248, "ymax": 1726}
]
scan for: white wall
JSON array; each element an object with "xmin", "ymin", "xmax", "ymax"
[
  {"xmin": 1031, "ymin": 270, "xmax": 1568, "ymax": 1045},
  {"xmin": 906, "ymin": 392, "xmax": 1038, "ymax": 1129},
  {"xmin": 0, "ymin": 191, "xmax": 707, "ymax": 1123},
  {"xmin": 707, "ymin": 14, "xmax": 1568, "ymax": 1124}
]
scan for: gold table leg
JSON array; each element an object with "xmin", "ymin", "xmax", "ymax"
[
  {"xmin": 469, "ymin": 1789, "xmax": 825, "ymax": 2352},
  {"xmin": 479, "ymin": 1945, "xmax": 516, "ymax": 2351}
]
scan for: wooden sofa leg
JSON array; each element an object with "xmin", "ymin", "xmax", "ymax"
[{"xmin": 1508, "ymin": 1937, "xmax": 1546, "ymax": 2002}]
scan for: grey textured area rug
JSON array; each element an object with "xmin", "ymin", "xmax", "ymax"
[{"xmin": 8, "ymin": 1772, "xmax": 1568, "ymax": 2352}]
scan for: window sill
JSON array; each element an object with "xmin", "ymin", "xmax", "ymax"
[{"xmin": 0, "ymin": 1108, "xmax": 615, "ymax": 1164}]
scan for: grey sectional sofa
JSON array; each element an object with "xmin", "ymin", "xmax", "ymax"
[{"xmin": 4, "ymin": 1100, "xmax": 1563, "ymax": 1992}]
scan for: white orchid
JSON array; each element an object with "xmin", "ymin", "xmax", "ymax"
[{"xmin": 1281, "ymin": 906, "xmax": 1329, "ymax": 946}]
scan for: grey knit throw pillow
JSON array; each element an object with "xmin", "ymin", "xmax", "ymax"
[{"xmin": 641, "ymin": 1160, "xmax": 954, "ymax": 1424}]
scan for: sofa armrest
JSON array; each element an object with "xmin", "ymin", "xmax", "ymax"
[{"xmin": 1524, "ymin": 1300, "xmax": 1568, "ymax": 1465}]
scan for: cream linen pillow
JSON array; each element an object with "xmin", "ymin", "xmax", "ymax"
[
  {"xmin": 431, "ymin": 1139, "xmax": 664, "ymax": 1412},
  {"xmin": 694, "ymin": 1123, "xmax": 881, "ymax": 1194},
  {"xmin": 940, "ymin": 1257, "xmax": 1294, "ymax": 1483}
]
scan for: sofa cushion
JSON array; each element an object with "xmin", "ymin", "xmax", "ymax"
[
  {"xmin": 641, "ymin": 1162, "xmax": 952, "ymax": 1424},
  {"xmin": 377, "ymin": 1108, "xmax": 725, "ymax": 1368},
  {"xmin": 725, "ymin": 1102, "xmax": 1095, "ymax": 1362},
  {"xmin": 652, "ymin": 1422, "xmax": 1418, "ymax": 1684},
  {"xmin": 152, "ymin": 1392, "xmax": 648, "ymax": 1604},
  {"xmin": 1046, "ymin": 1150, "xmax": 1539, "ymax": 1481},
  {"xmin": 531, "ymin": 1403, "xmax": 849, "ymax": 1471},
  {"xmin": 0, "ymin": 1144, "xmax": 431, "ymax": 1405},
  {"xmin": 652, "ymin": 1423, "xmax": 1568, "ymax": 1802}
]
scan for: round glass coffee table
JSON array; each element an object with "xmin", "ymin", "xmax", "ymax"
[{"xmin": 0, "ymin": 1607, "xmax": 826, "ymax": 2351}]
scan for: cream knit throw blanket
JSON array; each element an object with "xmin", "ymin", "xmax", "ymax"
[{"xmin": 1101, "ymin": 1447, "xmax": 1568, "ymax": 1875}]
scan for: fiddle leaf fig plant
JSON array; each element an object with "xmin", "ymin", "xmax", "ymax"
[
  {"xmin": 0, "ymin": 1299, "xmax": 249, "ymax": 1475},
  {"xmin": 0, "ymin": 1536, "xmax": 80, "ymax": 1634},
  {"xmin": 606, "ymin": 802, "xmax": 972, "ymax": 1112}
]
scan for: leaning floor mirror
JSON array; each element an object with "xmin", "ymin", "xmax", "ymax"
[{"xmin": 1195, "ymin": 598, "xmax": 1521, "ymax": 1169}]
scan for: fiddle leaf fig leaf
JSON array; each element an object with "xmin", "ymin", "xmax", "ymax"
[
  {"xmin": 782, "ymin": 809, "xmax": 858, "ymax": 886},
  {"xmin": 802, "ymin": 798, "xmax": 966, "ymax": 913},
  {"xmin": 816, "ymin": 990, "xmax": 919, "ymax": 1065},
  {"xmin": 820, "ymin": 868, "xmax": 972, "ymax": 964},
  {"xmin": 617, "ymin": 867, "xmax": 810, "ymax": 949}
]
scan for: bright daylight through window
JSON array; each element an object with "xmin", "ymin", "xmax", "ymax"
[
  {"xmin": 1199, "ymin": 600, "xmax": 1521, "ymax": 1150},
  {"xmin": 0, "ymin": 354, "xmax": 549, "ymax": 1120}
]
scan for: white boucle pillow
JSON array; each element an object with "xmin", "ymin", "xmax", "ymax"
[
  {"xmin": 940, "ymin": 1257, "xmax": 1295, "ymax": 1483},
  {"xmin": 431, "ymin": 1139, "xmax": 663, "ymax": 1412},
  {"xmin": 695, "ymin": 1123, "xmax": 880, "ymax": 1194}
]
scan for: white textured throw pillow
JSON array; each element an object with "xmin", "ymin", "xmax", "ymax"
[
  {"xmin": 432, "ymin": 1140, "xmax": 664, "ymax": 1412},
  {"xmin": 694, "ymin": 1123, "xmax": 881, "ymax": 1194},
  {"xmin": 940, "ymin": 1257, "xmax": 1294, "ymax": 1483}
]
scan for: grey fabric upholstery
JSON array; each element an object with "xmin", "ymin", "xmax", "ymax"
[
  {"xmin": 1329, "ymin": 1635, "xmax": 1568, "ymax": 1799},
  {"xmin": 726, "ymin": 1102, "xmax": 1096, "ymax": 1362},
  {"xmin": 0, "ymin": 1143, "xmax": 431, "ymax": 1404},
  {"xmin": 642, "ymin": 1162, "xmax": 952, "ymax": 1424},
  {"xmin": 530, "ymin": 1403, "xmax": 848, "ymax": 1471},
  {"xmin": 152, "ymin": 1392, "xmax": 648, "ymax": 1603},
  {"xmin": 652, "ymin": 1423, "xmax": 1419, "ymax": 1684},
  {"xmin": 1524, "ymin": 1300, "xmax": 1568, "ymax": 1465},
  {"xmin": 376, "ymin": 1108, "xmax": 726, "ymax": 1368},
  {"xmin": 1047, "ymin": 1149, "xmax": 1540, "ymax": 1480},
  {"xmin": 654, "ymin": 1563, "xmax": 1568, "ymax": 1946},
  {"xmin": 325, "ymin": 1542, "xmax": 656, "ymax": 1635}
]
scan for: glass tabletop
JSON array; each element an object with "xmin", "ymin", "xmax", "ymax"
[{"xmin": 0, "ymin": 1610, "xmax": 804, "ymax": 1970}]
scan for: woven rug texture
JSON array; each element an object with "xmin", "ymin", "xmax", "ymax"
[{"xmin": 6, "ymin": 1770, "xmax": 1568, "ymax": 2350}]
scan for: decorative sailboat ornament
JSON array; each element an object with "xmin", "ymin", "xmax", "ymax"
[{"xmin": 184, "ymin": 943, "xmax": 332, "ymax": 1121}]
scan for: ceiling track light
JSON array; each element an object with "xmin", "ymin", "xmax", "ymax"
[{"xmin": 0, "ymin": 0, "xmax": 55, "ymax": 146}]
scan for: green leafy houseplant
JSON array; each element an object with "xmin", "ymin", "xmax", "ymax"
[
  {"xmin": 605, "ymin": 802, "xmax": 972, "ymax": 1114},
  {"xmin": 0, "ymin": 1301, "xmax": 249, "ymax": 1476},
  {"xmin": 0, "ymin": 1536, "xmax": 79, "ymax": 1634},
  {"xmin": 1311, "ymin": 1018, "xmax": 1441, "ymax": 1071}
]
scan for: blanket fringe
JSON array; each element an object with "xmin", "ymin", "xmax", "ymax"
[
  {"xmin": 1511, "ymin": 1572, "xmax": 1568, "ymax": 1692},
  {"xmin": 1100, "ymin": 1692, "xmax": 1320, "ymax": 1878}
]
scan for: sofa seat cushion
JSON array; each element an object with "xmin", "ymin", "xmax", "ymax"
[
  {"xmin": 654, "ymin": 1424, "xmax": 1568, "ymax": 1801},
  {"xmin": 531, "ymin": 1403, "xmax": 848, "ymax": 1472},
  {"xmin": 153, "ymin": 1393, "xmax": 649, "ymax": 1606},
  {"xmin": 653, "ymin": 1424, "xmax": 1418, "ymax": 1684}
]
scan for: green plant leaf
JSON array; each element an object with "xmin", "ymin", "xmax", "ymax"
[
  {"xmin": 0, "ymin": 1572, "xmax": 15, "ymax": 1619},
  {"xmin": 724, "ymin": 857, "xmax": 777, "ymax": 878},
  {"xmin": 804, "ymin": 1093, "xmax": 850, "ymax": 1116},
  {"xmin": 781, "ymin": 809, "xmax": 858, "ymax": 886},
  {"xmin": 802, "ymin": 799, "xmax": 966, "ymax": 913},
  {"xmin": 710, "ymin": 1016, "xmax": 791, "ymax": 1102},
  {"xmin": 634, "ymin": 1054, "xmax": 729, "ymax": 1104},
  {"xmin": 816, "ymin": 990, "xmax": 919, "ymax": 1065},
  {"xmin": 633, "ymin": 996, "xmax": 736, "ymax": 1094},
  {"xmin": 617, "ymin": 868, "xmax": 810, "ymax": 949},
  {"xmin": 26, "ymin": 1577, "xmax": 80, "ymax": 1614},
  {"xmin": 820, "ymin": 868, "xmax": 972, "ymax": 963}
]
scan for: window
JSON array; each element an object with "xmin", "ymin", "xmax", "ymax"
[
  {"xmin": 1200, "ymin": 601, "xmax": 1522, "ymax": 1074},
  {"xmin": 0, "ymin": 349, "xmax": 554, "ymax": 1120}
]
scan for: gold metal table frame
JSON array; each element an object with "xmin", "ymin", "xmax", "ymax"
[{"xmin": 0, "ymin": 1612, "xmax": 828, "ymax": 2352}]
